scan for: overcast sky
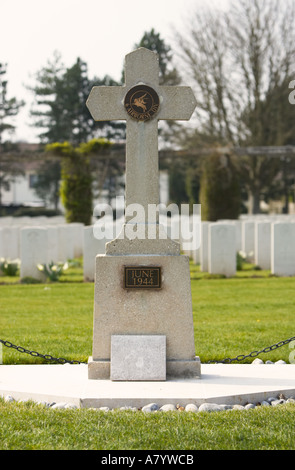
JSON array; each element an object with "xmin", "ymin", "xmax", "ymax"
[{"xmin": 1, "ymin": 0, "xmax": 229, "ymax": 142}]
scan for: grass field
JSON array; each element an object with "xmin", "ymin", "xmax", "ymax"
[
  {"xmin": 1, "ymin": 260, "xmax": 295, "ymax": 450},
  {"xmin": 1, "ymin": 262, "xmax": 294, "ymax": 364}
]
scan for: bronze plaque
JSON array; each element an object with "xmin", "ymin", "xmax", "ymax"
[
  {"xmin": 124, "ymin": 266, "xmax": 162, "ymax": 289},
  {"xmin": 124, "ymin": 85, "xmax": 160, "ymax": 122}
]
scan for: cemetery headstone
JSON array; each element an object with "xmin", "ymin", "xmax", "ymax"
[
  {"xmin": 271, "ymin": 222, "xmax": 295, "ymax": 276},
  {"xmin": 86, "ymin": 48, "xmax": 200, "ymax": 380},
  {"xmin": 255, "ymin": 222, "xmax": 271, "ymax": 270},
  {"xmin": 209, "ymin": 223, "xmax": 236, "ymax": 277},
  {"xmin": 0, "ymin": 227, "xmax": 19, "ymax": 259},
  {"xmin": 20, "ymin": 227, "xmax": 48, "ymax": 281}
]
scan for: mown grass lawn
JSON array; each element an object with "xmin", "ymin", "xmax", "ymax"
[
  {"xmin": 1, "ymin": 398, "xmax": 295, "ymax": 451},
  {"xmin": 1, "ymin": 262, "xmax": 294, "ymax": 364},
  {"xmin": 1, "ymin": 261, "xmax": 295, "ymax": 450}
]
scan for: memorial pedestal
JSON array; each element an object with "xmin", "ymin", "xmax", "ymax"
[{"xmin": 88, "ymin": 252, "xmax": 201, "ymax": 380}]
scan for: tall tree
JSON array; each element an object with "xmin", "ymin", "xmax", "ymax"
[
  {"xmin": 0, "ymin": 142, "xmax": 25, "ymax": 207},
  {"xmin": 176, "ymin": 0, "xmax": 295, "ymax": 213},
  {"xmin": 0, "ymin": 66, "xmax": 24, "ymax": 207},
  {"xmin": 0, "ymin": 63, "xmax": 24, "ymax": 144},
  {"xmin": 29, "ymin": 53, "xmax": 95, "ymax": 144},
  {"xmin": 29, "ymin": 52, "xmax": 124, "ymax": 144}
]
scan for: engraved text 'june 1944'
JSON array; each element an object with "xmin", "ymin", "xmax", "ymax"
[{"xmin": 124, "ymin": 266, "xmax": 162, "ymax": 289}]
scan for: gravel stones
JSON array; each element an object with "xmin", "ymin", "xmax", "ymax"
[
  {"xmin": 252, "ymin": 359, "xmax": 287, "ymax": 365},
  {"xmin": 2, "ymin": 393, "xmax": 295, "ymax": 412}
]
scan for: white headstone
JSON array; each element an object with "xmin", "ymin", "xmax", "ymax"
[
  {"xmin": 271, "ymin": 222, "xmax": 295, "ymax": 276},
  {"xmin": 0, "ymin": 227, "xmax": 19, "ymax": 259},
  {"xmin": 209, "ymin": 223, "xmax": 236, "ymax": 277},
  {"xmin": 20, "ymin": 227, "xmax": 48, "ymax": 280},
  {"xmin": 255, "ymin": 222, "xmax": 271, "ymax": 270}
]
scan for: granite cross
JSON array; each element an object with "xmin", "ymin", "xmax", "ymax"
[{"xmin": 86, "ymin": 47, "xmax": 197, "ymax": 223}]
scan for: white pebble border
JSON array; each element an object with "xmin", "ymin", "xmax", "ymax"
[
  {"xmin": 3, "ymin": 394, "xmax": 295, "ymax": 412},
  {"xmin": 2, "ymin": 360, "xmax": 294, "ymax": 412}
]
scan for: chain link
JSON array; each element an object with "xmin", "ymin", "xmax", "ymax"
[{"xmin": 1, "ymin": 335, "xmax": 295, "ymax": 365}]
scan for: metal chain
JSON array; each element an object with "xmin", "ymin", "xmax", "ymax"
[
  {"xmin": 207, "ymin": 335, "xmax": 295, "ymax": 364},
  {"xmin": 0, "ymin": 339, "xmax": 86, "ymax": 364},
  {"xmin": 1, "ymin": 335, "xmax": 295, "ymax": 365}
]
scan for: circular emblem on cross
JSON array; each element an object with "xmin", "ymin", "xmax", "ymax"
[{"xmin": 124, "ymin": 85, "xmax": 160, "ymax": 122}]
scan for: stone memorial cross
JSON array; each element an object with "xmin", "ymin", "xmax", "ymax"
[
  {"xmin": 87, "ymin": 48, "xmax": 201, "ymax": 381},
  {"xmin": 86, "ymin": 47, "xmax": 197, "ymax": 222}
]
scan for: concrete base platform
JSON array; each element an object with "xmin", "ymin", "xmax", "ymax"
[{"xmin": 1, "ymin": 364, "xmax": 295, "ymax": 409}]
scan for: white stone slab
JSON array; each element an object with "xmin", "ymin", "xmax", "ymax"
[
  {"xmin": 209, "ymin": 223, "xmax": 236, "ymax": 277},
  {"xmin": 255, "ymin": 222, "xmax": 271, "ymax": 270},
  {"xmin": 110, "ymin": 335, "xmax": 166, "ymax": 381},
  {"xmin": 2, "ymin": 364, "xmax": 295, "ymax": 409},
  {"xmin": 271, "ymin": 222, "xmax": 295, "ymax": 276},
  {"xmin": 0, "ymin": 226, "xmax": 20, "ymax": 259},
  {"xmin": 20, "ymin": 227, "xmax": 48, "ymax": 280}
]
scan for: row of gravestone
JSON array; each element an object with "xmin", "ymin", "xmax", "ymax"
[
  {"xmin": 195, "ymin": 219, "xmax": 295, "ymax": 277},
  {"xmin": 0, "ymin": 215, "xmax": 295, "ymax": 280}
]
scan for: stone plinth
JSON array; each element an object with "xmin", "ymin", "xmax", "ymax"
[{"xmin": 88, "ymin": 253, "xmax": 200, "ymax": 380}]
